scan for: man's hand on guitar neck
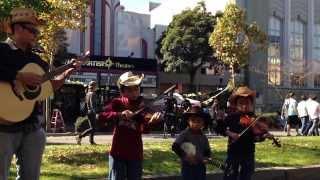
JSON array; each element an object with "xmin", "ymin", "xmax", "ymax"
[
  {"xmin": 57, "ymin": 59, "xmax": 82, "ymax": 80},
  {"xmin": 51, "ymin": 59, "xmax": 82, "ymax": 90},
  {"xmin": 16, "ymin": 72, "xmax": 42, "ymax": 86}
]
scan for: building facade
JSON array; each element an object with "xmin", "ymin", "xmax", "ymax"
[
  {"xmin": 66, "ymin": 0, "xmax": 158, "ymax": 96},
  {"xmin": 67, "ymin": 0, "xmax": 154, "ymax": 58},
  {"xmin": 239, "ymin": 0, "xmax": 320, "ymax": 111},
  {"xmin": 66, "ymin": 0, "xmax": 229, "ymax": 95},
  {"xmin": 151, "ymin": 0, "xmax": 320, "ymax": 110}
]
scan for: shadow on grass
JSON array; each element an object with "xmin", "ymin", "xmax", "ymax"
[
  {"xmin": 41, "ymin": 171, "xmax": 102, "ymax": 180},
  {"xmin": 143, "ymin": 148, "xmax": 227, "ymax": 176},
  {"xmin": 46, "ymin": 142, "xmax": 75, "ymax": 145},
  {"xmin": 47, "ymin": 152, "xmax": 107, "ymax": 165}
]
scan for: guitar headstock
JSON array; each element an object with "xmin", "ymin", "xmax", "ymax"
[
  {"xmin": 78, "ymin": 50, "xmax": 90, "ymax": 63},
  {"xmin": 69, "ymin": 51, "xmax": 90, "ymax": 68}
]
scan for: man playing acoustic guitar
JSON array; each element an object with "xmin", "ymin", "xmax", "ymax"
[{"xmin": 0, "ymin": 8, "xmax": 81, "ymax": 180}]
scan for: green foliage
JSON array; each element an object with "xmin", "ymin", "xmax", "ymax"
[
  {"xmin": 209, "ymin": 4, "xmax": 267, "ymax": 87},
  {"xmin": 39, "ymin": 0, "xmax": 88, "ymax": 62},
  {"xmin": 0, "ymin": 0, "xmax": 88, "ymax": 62},
  {"xmin": 155, "ymin": 31, "xmax": 166, "ymax": 60},
  {"xmin": 0, "ymin": 0, "xmax": 52, "ymax": 40},
  {"xmin": 158, "ymin": 2, "xmax": 217, "ymax": 88},
  {"xmin": 52, "ymin": 29, "xmax": 71, "ymax": 66}
]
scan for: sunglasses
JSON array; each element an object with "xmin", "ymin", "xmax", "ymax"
[{"xmin": 20, "ymin": 24, "xmax": 40, "ymax": 36}]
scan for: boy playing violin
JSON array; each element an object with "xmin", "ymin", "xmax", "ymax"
[
  {"xmin": 222, "ymin": 86, "xmax": 274, "ymax": 180},
  {"xmin": 99, "ymin": 71, "xmax": 161, "ymax": 180}
]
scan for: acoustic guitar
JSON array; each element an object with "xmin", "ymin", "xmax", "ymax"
[{"xmin": 0, "ymin": 52, "xmax": 90, "ymax": 123}]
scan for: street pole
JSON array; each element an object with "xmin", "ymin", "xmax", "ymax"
[
  {"xmin": 45, "ymin": 52, "xmax": 54, "ymax": 132},
  {"xmin": 107, "ymin": 66, "xmax": 111, "ymax": 101}
]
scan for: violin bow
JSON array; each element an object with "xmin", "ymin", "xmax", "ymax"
[
  {"xmin": 233, "ymin": 114, "xmax": 282, "ymax": 148},
  {"xmin": 133, "ymin": 84, "xmax": 177, "ymax": 115},
  {"xmin": 238, "ymin": 115, "xmax": 263, "ymax": 137},
  {"xmin": 202, "ymin": 84, "xmax": 230, "ymax": 105}
]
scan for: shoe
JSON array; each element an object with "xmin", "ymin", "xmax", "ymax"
[
  {"xmin": 76, "ymin": 136, "xmax": 81, "ymax": 145},
  {"xmin": 296, "ymin": 132, "xmax": 302, "ymax": 136},
  {"xmin": 90, "ymin": 141, "xmax": 97, "ymax": 145}
]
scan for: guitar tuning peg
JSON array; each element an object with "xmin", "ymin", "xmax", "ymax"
[{"xmin": 84, "ymin": 51, "xmax": 90, "ymax": 56}]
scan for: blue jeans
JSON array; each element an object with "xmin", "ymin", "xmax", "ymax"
[
  {"xmin": 300, "ymin": 116, "xmax": 309, "ymax": 135},
  {"xmin": 223, "ymin": 155, "xmax": 255, "ymax": 180},
  {"xmin": 181, "ymin": 162, "xmax": 206, "ymax": 180},
  {"xmin": 79, "ymin": 112, "xmax": 96, "ymax": 143},
  {"xmin": 0, "ymin": 128, "xmax": 46, "ymax": 180},
  {"xmin": 108, "ymin": 155, "xmax": 142, "ymax": 180},
  {"xmin": 308, "ymin": 118, "xmax": 319, "ymax": 136}
]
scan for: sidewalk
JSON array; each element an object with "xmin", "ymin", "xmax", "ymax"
[
  {"xmin": 143, "ymin": 165, "xmax": 320, "ymax": 180},
  {"xmin": 46, "ymin": 130, "xmax": 300, "ymax": 145}
]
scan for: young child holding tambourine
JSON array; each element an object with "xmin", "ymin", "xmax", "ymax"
[{"xmin": 172, "ymin": 105, "xmax": 212, "ymax": 180}]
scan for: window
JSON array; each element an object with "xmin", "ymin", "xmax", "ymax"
[
  {"xmin": 267, "ymin": 17, "xmax": 282, "ymax": 86},
  {"xmin": 290, "ymin": 21, "xmax": 304, "ymax": 61},
  {"xmin": 314, "ymin": 74, "xmax": 320, "ymax": 88},
  {"xmin": 314, "ymin": 24, "xmax": 320, "ymax": 60},
  {"xmin": 141, "ymin": 38, "xmax": 148, "ymax": 59},
  {"xmin": 290, "ymin": 73, "xmax": 305, "ymax": 87},
  {"xmin": 289, "ymin": 20, "xmax": 305, "ymax": 87}
]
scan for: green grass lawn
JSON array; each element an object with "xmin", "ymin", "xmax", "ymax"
[{"xmin": 8, "ymin": 136, "xmax": 320, "ymax": 180}]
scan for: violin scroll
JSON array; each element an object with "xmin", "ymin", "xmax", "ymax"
[{"xmin": 267, "ymin": 134, "xmax": 281, "ymax": 148}]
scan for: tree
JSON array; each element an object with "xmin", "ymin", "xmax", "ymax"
[
  {"xmin": 209, "ymin": 4, "xmax": 267, "ymax": 89},
  {"xmin": 39, "ymin": 0, "xmax": 87, "ymax": 62},
  {"xmin": 52, "ymin": 29, "xmax": 71, "ymax": 67},
  {"xmin": 155, "ymin": 31, "xmax": 166, "ymax": 61},
  {"xmin": 0, "ymin": 0, "xmax": 88, "ymax": 62},
  {"xmin": 0, "ymin": 0, "xmax": 52, "ymax": 40},
  {"xmin": 158, "ymin": 2, "xmax": 217, "ymax": 91}
]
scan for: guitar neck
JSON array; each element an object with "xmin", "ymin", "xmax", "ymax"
[
  {"xmin": 41, "ymin": 52, "xmax": 90, "ymax": 82},
  {"xmin": 42, "ymin": 63, "xmax": 74, "ymax": 82}
]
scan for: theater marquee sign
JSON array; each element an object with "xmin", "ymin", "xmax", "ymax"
[
  {"xmin": 68, "ymin": 56, "xmax": 158, "ymax": 88},
  {"xmin": 84, "ymin": 57, "xmax": 135, "ymax": 70},
  {"xmin": 82, "ymin": 56, "xmax": 157, "ymax": 72}
]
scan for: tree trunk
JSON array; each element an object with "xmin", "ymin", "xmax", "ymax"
[
  {"xmin": 243, "ymin": 64, "xmax": 250, "ymax": 86},
  {"xmin": 189, "ymin": 70, "xmax": 196, "ymax": 92},
  {"xmin": 230, "ymin": 65, "xmax": 236, "ymax": 89}
]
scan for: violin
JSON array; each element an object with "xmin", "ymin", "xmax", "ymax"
[
  {"xmin": 121, "ymin": 84, "xmax": 177, "ymax": 124},
  {"xmin": 239, "ymin": 114, "xmax": 281, "ymax": 148},
  {"xmin": 121, "ymin": 96, "xmax": 161, "ymax": 124}
]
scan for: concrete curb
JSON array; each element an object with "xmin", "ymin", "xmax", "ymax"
[{"xmin": 143, "ymin": 165, "xmax": 320, "ymax": 180}]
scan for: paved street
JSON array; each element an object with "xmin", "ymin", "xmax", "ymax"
[
  {"xmin": 46, "ymin": 130, "xmax": 300, "ymax": 145},
  {"xmin": 46, "ymin": 133, "xmax": 174, "ymax": 145}
]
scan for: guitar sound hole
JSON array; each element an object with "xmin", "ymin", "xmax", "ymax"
[
  {"xmin": 24, "ymin": 86, "xmax": 41, "ymax": 100},
  {"xmin": 26, "ymin": 85, "xmax": 37, "ymax": 90}
]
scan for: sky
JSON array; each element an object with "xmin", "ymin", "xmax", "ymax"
[
  {"xmin": 121, "ymin": 0, "xmax": 163, "ymax": 14},
  {"xmin": 120, "ymin": 0, "xmax": 230, "ymax": 26}
]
